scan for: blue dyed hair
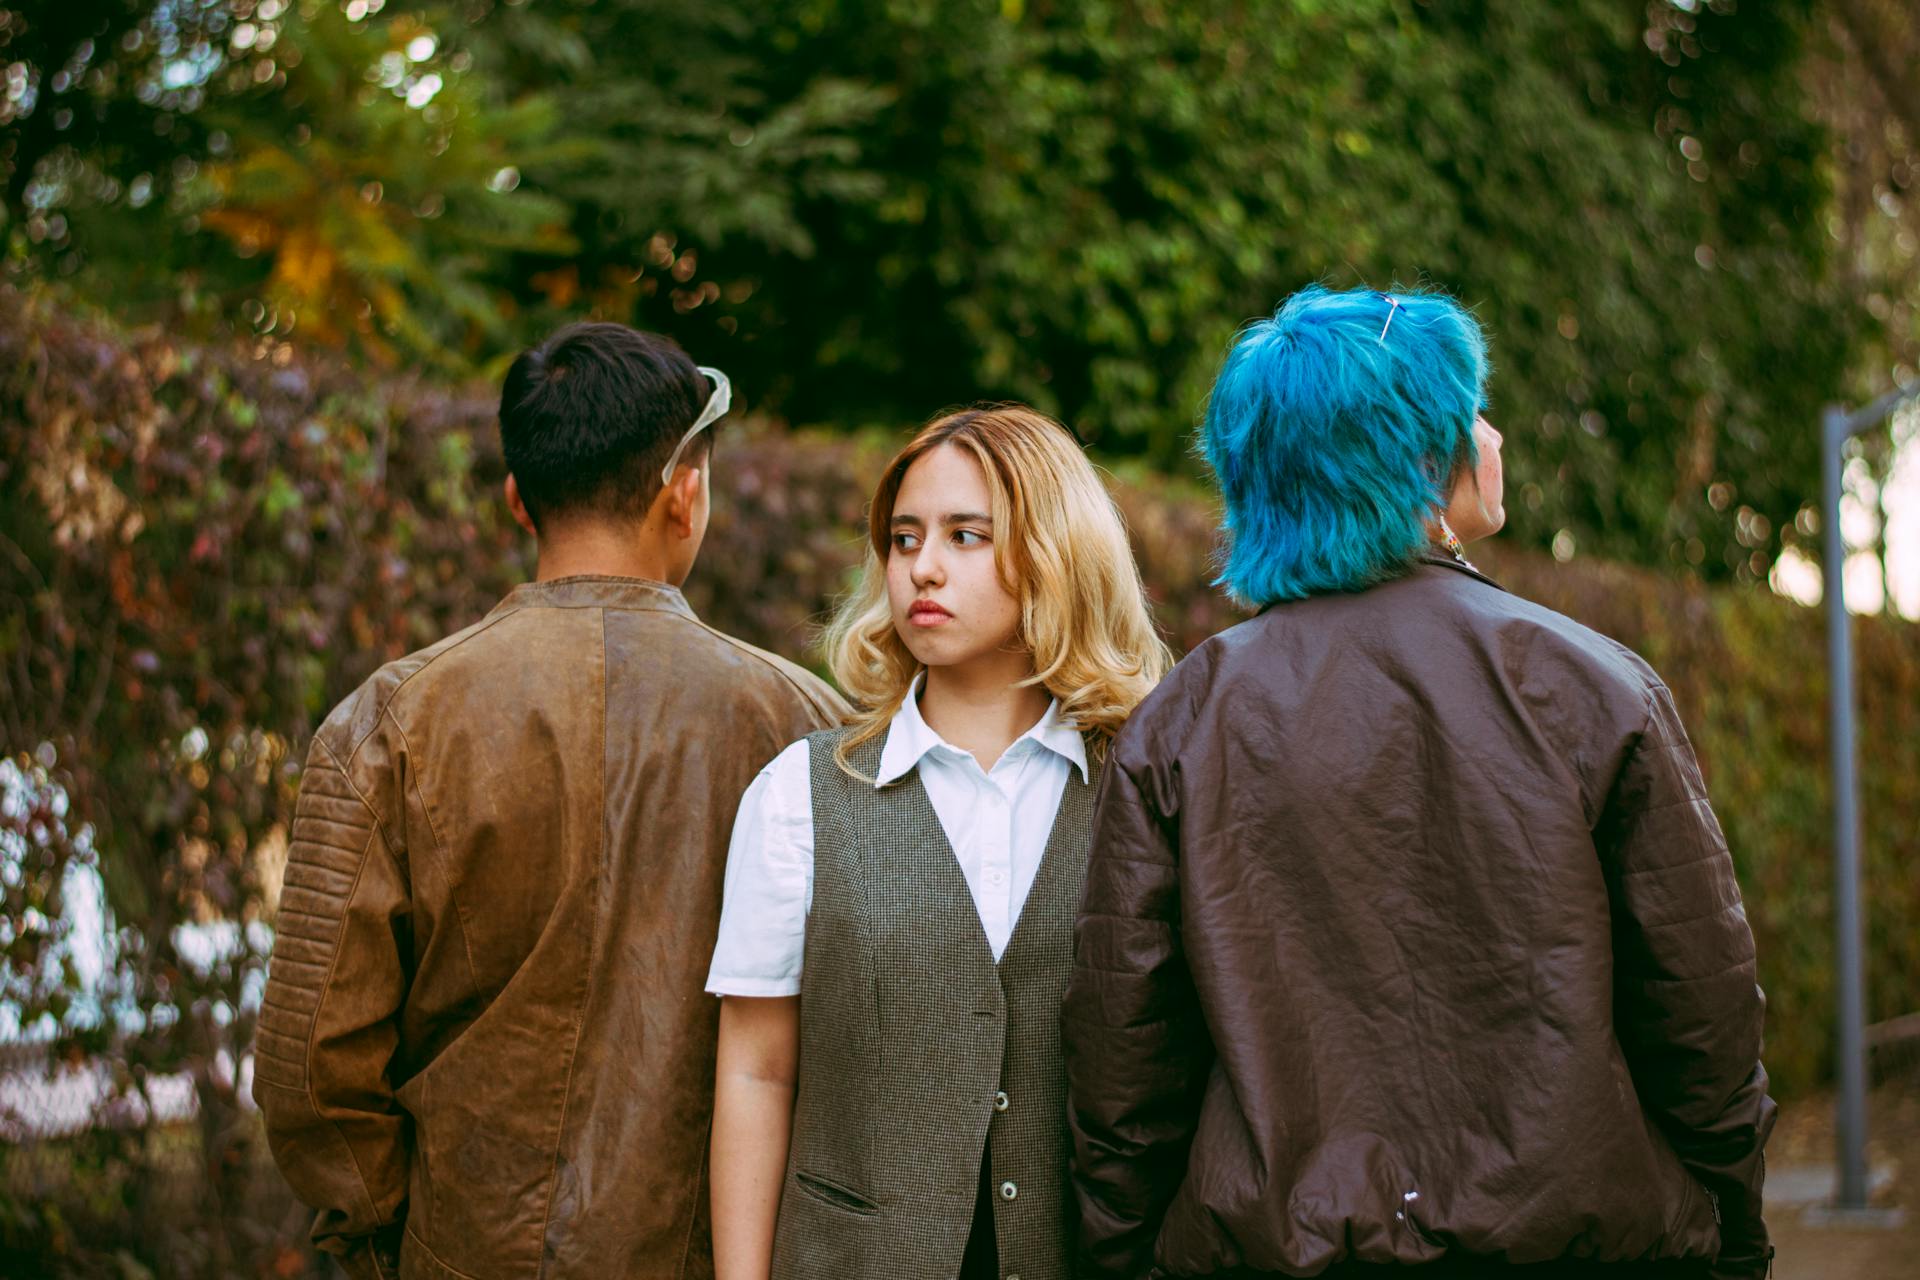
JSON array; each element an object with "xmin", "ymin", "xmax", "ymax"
[{"xmin": 1201, "ymin": 285, "xmax": 1489, "ymax": 606}]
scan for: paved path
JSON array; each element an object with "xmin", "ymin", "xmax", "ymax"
[{"xmin": 1768, "ymin": 1075, "xmax": 1918, "ymax": 1280}]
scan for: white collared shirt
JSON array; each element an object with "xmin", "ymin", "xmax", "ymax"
[{"xmin": 705, "ymin": 680, "xmax": 1088, "ymax": 997}]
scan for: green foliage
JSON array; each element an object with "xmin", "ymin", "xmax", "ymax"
[
  {"xmin": 476, "ymin": 2, "xmax": 894, "ymax": 257},
  {"xmin": 0, "ymin": 0, "xmax": 216, "ymax": 235},
  {"xmin": 186, "ymin": 3, "xmax": 578, "ymax": 365},
  {"xmin": 3, "ymin": 0, "xmax": 1881, "ymax": 583},
  {"xmin": 464, "ymin": 0, "xmax": 1856, "ymax": 587}
]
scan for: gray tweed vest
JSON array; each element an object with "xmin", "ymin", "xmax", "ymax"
[{"xmin": 770, "ymin": 727, "xmax": 1094, "ymax": 1280}]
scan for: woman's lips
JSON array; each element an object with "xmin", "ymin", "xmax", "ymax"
[{"xmin": 908, "ymin": 601, "xmax": 953, "ymax": 627}]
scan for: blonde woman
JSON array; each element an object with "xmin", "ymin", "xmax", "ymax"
[{"xmin": 706, "ymin": 406, "xmax": 1171, "ymax": 1280}]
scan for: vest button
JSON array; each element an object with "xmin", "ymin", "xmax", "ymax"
[
  {"xmin": 1000, "ymin": 1180, "xmax": 1017, "ymax": 1201},
  {"xmin": 993, "ymin": 1091, "xmax": 1010, "ymax": 1112}
]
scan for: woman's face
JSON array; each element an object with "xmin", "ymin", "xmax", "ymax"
[
  {"xmin": 886, "ymin": 443, "xmax": 1026, "ymax": 675},
  {"xmin": 1446, "ymin": 415, "xmax": 1506, "ymax": 543}
]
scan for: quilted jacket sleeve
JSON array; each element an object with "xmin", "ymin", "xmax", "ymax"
[
  {"xmin": 1064, "ymin": 750, "xmax": 1213, "ymax": 1279},
  {"xmin": 1599, "ymin": 684, "xmax": 1777, "ymax": 1278},
  {"xmin": 252, "ymin": 731, "xmax": 412, "ymax": 1280}
]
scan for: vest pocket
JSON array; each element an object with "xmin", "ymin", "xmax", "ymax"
[{"xmin": 794, "ymin": 1170, "xmax": 881, "ymax": 1216}]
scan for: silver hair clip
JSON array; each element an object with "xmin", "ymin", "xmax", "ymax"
[
  {"xmin": 1378, "ymin": 296, "xmax": 1401, "ymax": 345},
  {"xmin": 659, "ymin": 366, "xmax": 731, "ymax": 484}
]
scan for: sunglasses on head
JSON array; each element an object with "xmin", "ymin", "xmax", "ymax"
[{"xmin": 659, "ymin": 366, "xmax": 731, "ymax": 485}]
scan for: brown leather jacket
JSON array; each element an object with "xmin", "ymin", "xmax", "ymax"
[
  {"xmin": 1064, "ymin": 556, "xmax": 1775, "ymax": 1278},
  {"xmin": 254, "ymin": 577, "xmax": 847, "ymax": 1280}
]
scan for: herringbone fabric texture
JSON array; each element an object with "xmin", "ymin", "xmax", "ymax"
[{"xmin": 770, "ymin": 729, "xmax": 1093, "ymax": 1280}]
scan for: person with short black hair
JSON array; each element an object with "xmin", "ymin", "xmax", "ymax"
[
  {"xmin": 498, "ymin": 320, "xmax": 712, "ymax": 534},
  {"xmin": 256, "ymin": 322, "xmax": 847, "ymax": 1280}
]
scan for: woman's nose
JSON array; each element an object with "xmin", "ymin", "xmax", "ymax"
[{"xmin": 911, "ymin": 542, "xmax": 944, "ymax": 586}]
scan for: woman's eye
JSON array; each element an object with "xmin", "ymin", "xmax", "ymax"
[
  {"xmin": 952, "ymin": 529, "xmax": 987, "ymax": 548},
  {"xmin": 892, "ymin": 532, "xmax": 920, "ymax": 552}
]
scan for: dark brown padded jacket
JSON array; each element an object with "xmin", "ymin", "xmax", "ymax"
[
  {"xmin": 253, "ymin": 577, "xmax": 847, "ymax": 1280},
  {"xmin": 1064, "ymin": 556, "xmax": 1774, "ymax": 1278}
]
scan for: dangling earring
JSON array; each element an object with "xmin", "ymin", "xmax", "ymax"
[{"xmin": 1439, "ymin": 515, "xmax": 1477, "ymax": 571}]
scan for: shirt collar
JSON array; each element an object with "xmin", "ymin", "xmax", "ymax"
[{"xmin": 874, "ymin": 673, "xmax": 1089, "ymax": 788}]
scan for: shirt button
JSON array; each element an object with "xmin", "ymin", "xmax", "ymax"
[
  {"xmin": 994, "ymin": 1091, "xmax": 1010, "ymax": 1112},
  {"xmin": 1000, "ymin": 1180, "xmax": 1017, "ymax": 1201}
]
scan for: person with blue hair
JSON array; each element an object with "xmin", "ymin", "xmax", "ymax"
[
  {"xmin": 1202, "ymin": 285, "xmax": 1498, "ymax": 603},
  {"xmin": 1062, "ymin": 285, "xmax": 1776, "ymax": 1278}
]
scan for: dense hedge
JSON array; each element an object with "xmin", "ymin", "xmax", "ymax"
[{"xmin": 2, "ymin": 285, "xmax": 1916, "ymax": 1141}]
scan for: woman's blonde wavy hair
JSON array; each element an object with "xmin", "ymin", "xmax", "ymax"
[{"xmin": 823, "ymin": 404, "xmax": 1173, "ymax": 778}]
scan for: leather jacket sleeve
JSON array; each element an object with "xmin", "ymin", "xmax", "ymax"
[
  {"xmin": 253, "ymin": 731, "xmax": 413, "ymax": 1271},
  {"xmin": 1599, "ymin": 684, "xmax": 1777, "ymax": 1277},
  {"xmin": 1064, "ymin": 750, "xmax": 1214, "ymax": 1279}
]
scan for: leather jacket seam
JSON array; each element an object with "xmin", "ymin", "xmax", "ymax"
[
  {"xmin": 1594, "ymin": 686, "xmax": 1661, "ymax": 845},
  {"xmin": 685, "ymin": 613, "xmax": 841, "ymax": 716},
  {"xmin": 379, "ymin": 705, "xmax": 477, "ymax": 984},
  {"xmin": 402, "ymin": 1222, "xmax": 482, "ymax": 1279},
  {"xmin": 674, "ymin": 1141, "xmax": 707, "ymax": 1278},
  {"xmin": 529, "ymin": 608, "xmax": 609, "ymax": 1261},
  {"xmin": 251, "ymin": 1042, "xmax": 306, "ymax": 1071},
  {"xmin": 507, "ymin": 597, "xmax": 689, "ymax": 614},
  {"xmin": 314, "ymin": 731, "xmax": 394, "ymax": 855},
  {"xmin": 1621, "ymin": 794, "xmax": 1716, "ymax": 821},
  {"xmin": 298, "ymin": 737, "xmax": 398, "ymax": 1236},
  {"xmin": 317, "ymin": 601, "xmax": 529, "ymax": 869},
  {"xmin": 1619, "ymin": 852, "xmax": 1739, "ymax": 884},
  {"xmin": 336, "ymin": 603, "xmax": 527, "ymax": 793},
  {"xmin": 1632, "ymin": 954, "xmax": 1753, "ymax": 987}
]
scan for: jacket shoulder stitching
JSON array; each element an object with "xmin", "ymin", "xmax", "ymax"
[
  {"xmin": 682, "ymin": 614, "xmax": 840, "ymax": 713},
  {"xmin": 327, "ymin": 606, "xmax": 526, "ymax": 783}
]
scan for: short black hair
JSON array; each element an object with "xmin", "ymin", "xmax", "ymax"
[{"xmin": 497, "ymin": 322, "xmax": 712, "ymax": 529}]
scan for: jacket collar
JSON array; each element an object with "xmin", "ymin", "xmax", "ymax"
[
  {"xmin": 875, "ymin": 672, "xmax": 1089, "ymax": 788},
  {"xmin": 490, "ymin": 575, "xmax": 698, "ymax": 619},
  {"xmin": 1417, "ymin": 549, "xmax": 1508, "ymax": 594}
]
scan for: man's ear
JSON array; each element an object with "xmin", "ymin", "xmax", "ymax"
[
  {"xmin": 505, "ymin": 474, "xmax": 539, "ymax": 537},
  {"xmin": 659, "ymin": 464, "xmax": 703, "ymax": 540}
]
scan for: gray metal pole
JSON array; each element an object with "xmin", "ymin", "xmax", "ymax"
[
  {"xmin": 1821, "ymin": 403, "xmax": 1870, "ymax": 1210},
  {"xmin": 1810, "ymin": 379, "xmax": 1918, "ymax": 1226}
]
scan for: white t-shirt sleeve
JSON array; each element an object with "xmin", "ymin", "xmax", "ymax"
[{"xmin": 705, "ymin": 736, "xmax": 815, "ymax": 997}]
